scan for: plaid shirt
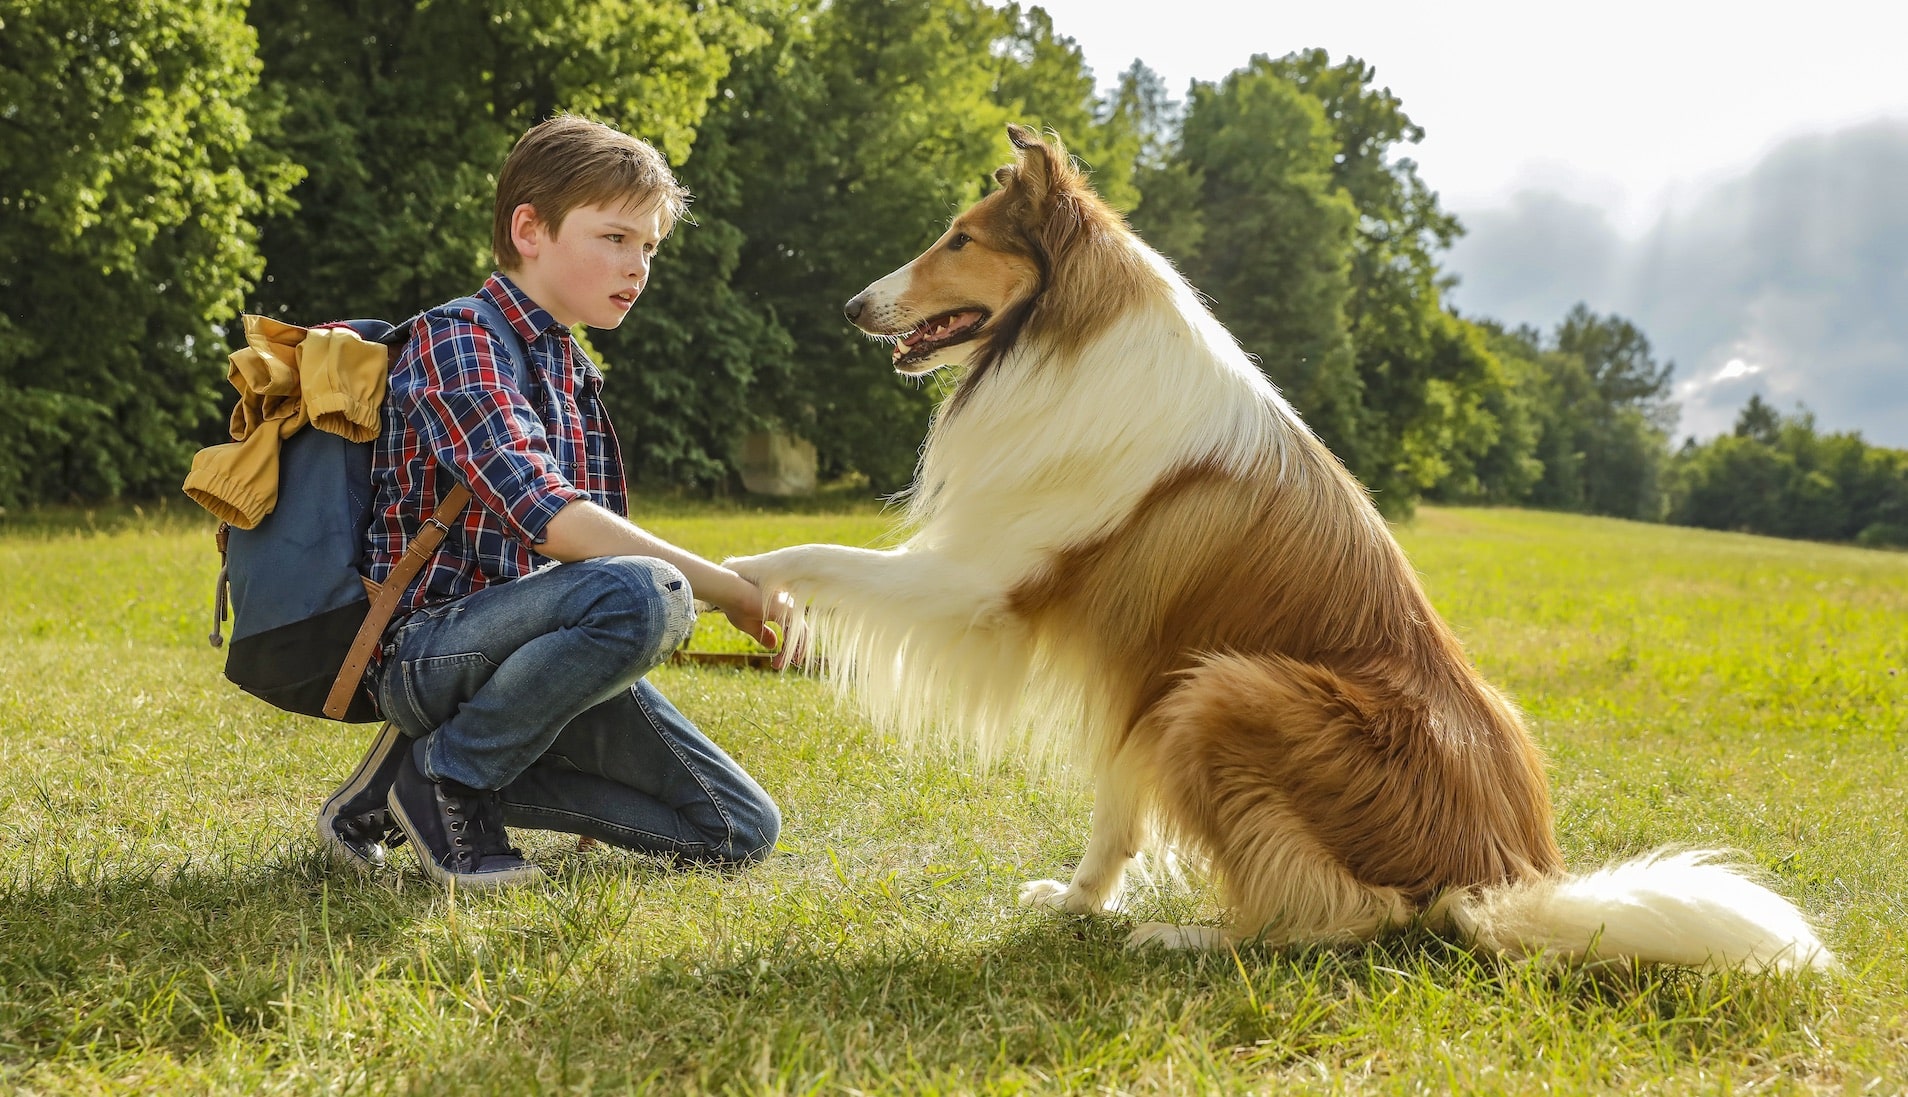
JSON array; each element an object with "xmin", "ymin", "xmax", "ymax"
[{"xmin": 367, "ymin": 272, "xmax": 628, "ymax": 625}]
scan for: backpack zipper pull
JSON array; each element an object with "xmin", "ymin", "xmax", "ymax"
[{"xmin": 210, "ymin": 523, "xmax": 230, "ymax": 649}]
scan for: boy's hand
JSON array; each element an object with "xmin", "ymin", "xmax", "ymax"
[
  {"xmin": 538, "ymin": 501, "xmax": 804, "ymax": 668},
  {"xmin": 713, "ymin": 574, "xmax": 802, "ymax": 671}
]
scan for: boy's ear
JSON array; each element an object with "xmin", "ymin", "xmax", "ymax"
[{"xmin": 510, "ymin": 202, "xmax": 547, "ymax": 260}]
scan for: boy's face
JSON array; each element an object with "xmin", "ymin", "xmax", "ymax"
[{"xmin": 508, "ymin": 198, "xmax": 666, "ymax": 330}]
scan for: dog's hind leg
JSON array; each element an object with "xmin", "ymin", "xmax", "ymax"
[
  {"xmin": 1129, "ymin": 654, "xmax": 1417, "ymax": 950},
  {"xmin": 1019, "ymin": 745, "xmax": 1150, "ymax": 916}
]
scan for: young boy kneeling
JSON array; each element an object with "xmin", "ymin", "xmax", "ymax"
[{"xmin": 318, "ymin": 114, "xmax": 791, "ymax": 887}]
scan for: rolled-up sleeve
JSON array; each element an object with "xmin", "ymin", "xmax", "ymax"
[{"xmin": 391, "ymin": 315, "xmax": 585, "ymax": 545}]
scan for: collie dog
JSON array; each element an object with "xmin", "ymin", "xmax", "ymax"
[{"xmin": 728, "ymin": 126, "xmax": 1830, "ymax": 971}]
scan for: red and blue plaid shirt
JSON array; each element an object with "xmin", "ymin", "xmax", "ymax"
[{"xmin": 367, "ymin": 272, "xmax": 627, "ymax": 623}]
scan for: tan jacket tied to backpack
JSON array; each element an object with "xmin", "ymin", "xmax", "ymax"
[{"xmin": 183, "ymin": 315, "xmax": 390, "ymax": 529}]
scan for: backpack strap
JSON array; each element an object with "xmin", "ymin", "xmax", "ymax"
[
  {"xmin": 320, "ymin": 296, "xmax": 539, "ymax": 721},
  {"xmin": 447, "ymin": 294, "xmax": 538, "ymax": 396}
]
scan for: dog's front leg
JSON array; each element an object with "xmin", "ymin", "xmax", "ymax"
[
  {"xmin": 728, "ymin": 543, "xmax": 996, "ymax": 624},
  {"xmin": 1019, "ymin": 758, "xmax": 1146, "ymax": 916}
]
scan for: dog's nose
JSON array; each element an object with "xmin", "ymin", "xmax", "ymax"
[{"xmin": 843, "ymin": 294, "xmax": 866, "ymax": 323}]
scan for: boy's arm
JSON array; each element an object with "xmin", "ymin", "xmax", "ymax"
[
  {"xmin": 540, "ymin": 499, "xmax": 796, "ymax": 663},
  {"xmin": 393, "ymin": 316, "xmax": 795, "ymax": 664}
]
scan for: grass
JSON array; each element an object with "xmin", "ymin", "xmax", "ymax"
[{"xmin": 0, "ymin": 501, "xmax": 1903, "ymax": 1094}]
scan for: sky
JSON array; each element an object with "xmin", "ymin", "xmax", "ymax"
[{"xmin": 1016, "ymin": 0, "xmax": 1908, "ymax": 446}]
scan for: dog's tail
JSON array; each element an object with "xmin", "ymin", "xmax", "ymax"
[{"xmin": 1445, "ymin": 849, "xmax": 1833, "ymax": 973}]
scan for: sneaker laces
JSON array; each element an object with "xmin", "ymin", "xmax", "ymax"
[
  {"xmin": 436, "ymin": 780, "xmax": 524, "ymax": 867},
  {"xmin": 465, "ymin": 786, "xmax": 525, "ymax": 861},
  {"xmin": 337, "ymin": 807, "xmax": 407, "ymax": 849}
]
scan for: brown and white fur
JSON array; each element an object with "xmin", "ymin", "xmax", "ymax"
[{"xmin": 727, "ymin": 126, "xmax": 1831, "ymax": 972}]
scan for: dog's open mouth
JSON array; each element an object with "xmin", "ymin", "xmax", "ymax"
[{"xmin": 892, "ymin": 309, "xmax": 988, "ymax": 370}]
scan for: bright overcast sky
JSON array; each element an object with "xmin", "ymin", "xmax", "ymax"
[
  {"xmin": 1025, "ymin": 0, "xmax": 1908, "ymax": 235},
  {"xmin": 1017, "ymin": 0, "xmax": 1908, "ymax": 445}
]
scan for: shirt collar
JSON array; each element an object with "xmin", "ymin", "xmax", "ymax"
[
  {"xmin": 481, "ymin": 271, "xmax": 563, "ymax": 343},
  {"xmin": 478, "ymin": 272, "xmax": 605, "ymax": 387}
]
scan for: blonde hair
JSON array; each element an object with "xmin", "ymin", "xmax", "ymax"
[{"xmin": 492, "ymin": 113, "xmax": 690, "ymax": 269}]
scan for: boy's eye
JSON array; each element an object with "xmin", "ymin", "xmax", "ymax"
[
  {"xmin": 948, "ymin": 232, "xmax": 972, "ymax": 251},
  {"xmin": 606, "ymin": 234, "xmax": 624, "ymax": 244}
]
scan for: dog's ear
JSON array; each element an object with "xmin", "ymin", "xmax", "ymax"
[
  {"xmin": 1001, "ymin": 125, "xmax": 1102, "ymax": 263},
  {"xmin": 1005, "ymin": 124, "xmax": 1063, "ymax": 211}
]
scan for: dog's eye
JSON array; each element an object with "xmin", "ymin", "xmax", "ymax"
[{"xmin": 948, "ymin": 232, "xmax": 971, "ymax": 251}]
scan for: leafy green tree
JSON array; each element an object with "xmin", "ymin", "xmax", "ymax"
[
  {"xmin": 1119, "ymin": 61, "xmax": 1206, "ymax": 267},
  {"xmin": 1732, "ymin": 393, "xmax": 1781, "ymax": 445},
  {"xmin": 1265, "ymin": 50, "xmax": 1512, "ymax": 512},
  {"xmin": 1671, "ymin": 400, "xmax": 1908, "ymax": 545},
  {"xmin": 246, "ymin": 0, "xmax": 768, "ymax": 488},
  {"xmin": 986, "ymin": 4, "xmax": 1139, "ymax": 211},
  {"xmin": 692, "ymin": 0, "xmax": 999, "ymax": 491},
  {"xmin": 248, "ymin": 0, "xmax": 758, "ymax": 319},
  {"xmin": 0, "ymin": 0, "xmax": 299, "ymax": 505},
  {"xmin": 1166, "ymin": 60, "xmax": 1365, "ymax": 478},
  {"xmin": 1671, "ymin": 433, "xmax": 1791, "ymax": 533},
  {"xmin": 1549, "ymin": 306, "xmax": 1674, "ymax": 519},
  {"xmin": 1421, "ymin": 318, "xmax": 1543, "ymax": 504},
  {"xmin": 1140, "ymin": 51, "xmax": 1529, "ymax": 514},
  {"xmin": 1488, "ymin": 306, "xmax": 1676, "ymax": 520},
  {"xmin": 1553, "ymin": 304, "xmax": 1677, "ymax": 432},
  {"xmin": 703, "ymin": 0, "xmax": 1128, "ymax": 491}
]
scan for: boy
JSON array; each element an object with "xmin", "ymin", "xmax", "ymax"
[{"xmin": 316, "ymin": 114, "xmax": 790, "ymax": 888}]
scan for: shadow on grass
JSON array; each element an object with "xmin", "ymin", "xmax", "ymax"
[
  {"xmin": 0, "ymin": 851, "xmax": 1832, "ymax": 1086},
  {"xmin": 0, "ymin": 848, "xmax": 433, "ymax": 1051},
  {"xmin": 379, "ymin": 917, "xmax": 1833, "ymax": 1090}
]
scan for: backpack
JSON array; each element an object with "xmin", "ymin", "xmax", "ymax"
[{"xmin": 203, "ymin": 296, "xmax": 532, "ymax": 723}]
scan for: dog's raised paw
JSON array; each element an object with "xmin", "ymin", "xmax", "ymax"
[
  {"xmin": 1127, "ymin": 922, "xmax": 1228, "ymax": 950},
  {"xmin": 1018, "ymin": 878, "xmax": 1116, "ymax": 915}
]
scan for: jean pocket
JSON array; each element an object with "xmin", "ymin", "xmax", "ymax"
[
  {"xmin": 537, "ymin": 750, "xmax": 583, "ymax": 773},
  {"xmin": 396, "ymin": 650, "xmax": 499, "ymax": 733}
]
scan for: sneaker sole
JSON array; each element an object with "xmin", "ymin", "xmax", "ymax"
[
  {"xmin": 386, "ymin": 782, "xmax": 545, "ymax": 890},
  {"xmin": 315, "ymin": 720, "xmax": 404, "ymax": 872}
]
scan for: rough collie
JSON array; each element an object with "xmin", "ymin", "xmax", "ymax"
[{"xmin": 728, "ymin": 125, "xmax": 1830, "ymax": 971}]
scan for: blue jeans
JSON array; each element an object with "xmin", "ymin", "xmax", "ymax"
[{"xmin": 371, "ymin": 555, "xmax": 780, "ymax": 865}]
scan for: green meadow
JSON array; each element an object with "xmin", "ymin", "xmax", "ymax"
[{"xmin": 0, "ymin": 503, "xmax": 1902, "ymax": 1095}]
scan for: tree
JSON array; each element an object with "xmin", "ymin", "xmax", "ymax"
[
  {"xmin": 704, "ymin": 0, "xmax": 1129, "ymax": 491},
  {"xmin": 1119, "ymin": 61, "xmax": 1205, "ymax": 268},
  {"xmin": 986, "ymin": 5, "xmax": 1139, "ymax": 212},
  {"xmin": 1548, "ymin": 306, "xmax": 1675, "ymax": 519},
  {"xmin": 1733, "ymin": 393, "xmax": 1781, "ymax": 444},
  {"xmin": 1671, "ymin": 434, "xmax": 1792, "ymax": 534},
  {"xmin": 0, "ymin": 0, "xmax": 299, "ymax": 505},
  {"xmin": 1421, "ymin": 317, "xmax": 1544, "ymax": 505},
  {"xmin": 1488, "ymin": 306, "xmax": 1676, "ymax": 520},
  {"xmin": 1671, "ymin": 399, "xmax": 1908, "ymax": 545},
  {"xmin": 245, "ymin": 0, "xmax": 769, "ymax": 488},
  {"xmin": 1266, "ymin": 49, "xmax": 1506, "ymax": 513},
  {"xmin": 1553, "ymin": 304, "xmax": 1677, "ymax": 432},
  {"xmin": 248, "ymin": 0, "xmax": 761, "ymax": 321},
  {"xmin": 1166, "ymin": 59, "xmax": 1365, "ymax": 478}
]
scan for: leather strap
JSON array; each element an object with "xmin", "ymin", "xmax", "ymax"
[{"xmin": 322, "ymin": 483, "xmax": 472, "ymax": 720}]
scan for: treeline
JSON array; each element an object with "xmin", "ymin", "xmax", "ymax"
[
  {"xmin": 3, "ymin": 0, "xmax": 1903, "ymax": 547},
  {"xmin": 1673, "ymin": 396, "xmax": 1908, "ymax": 547}
]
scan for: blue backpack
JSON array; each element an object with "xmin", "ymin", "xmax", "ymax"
[{"xmin": 206, "ymin": 296, "xmax": 532, "ymax": 723}]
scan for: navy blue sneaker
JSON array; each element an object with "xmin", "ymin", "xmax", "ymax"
[
  {"xmin": 386, "ymin": 744, "xmax": 543, "ymax": 889},
  {"xmin": 316, "ymin": 721, "xmax": 408, "ymax": 870}
]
